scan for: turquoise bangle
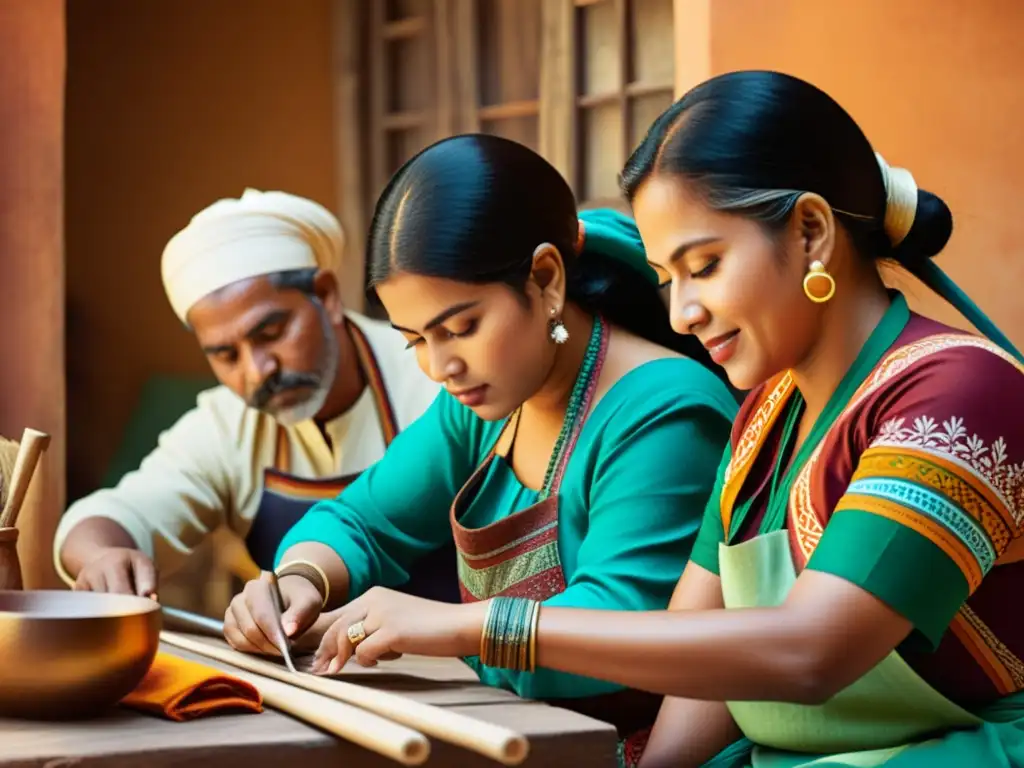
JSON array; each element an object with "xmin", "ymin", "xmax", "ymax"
[{"xmin": 480, "ymin": 596, "xmax": 539, "ymax": 672}]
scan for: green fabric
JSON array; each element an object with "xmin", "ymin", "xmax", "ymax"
[
  {"xmin": 716, "ymin": 529, "xmax": 1024, "ymax": 766},
  {"xmin": 692, "ymin": 294, "xmax": 911, "ymax": 576},
  {"xmin": 277, "ymin": 357, "xmax": 737, "ymax": 699},
  {"xmin": 461, "ymin": 456, "xmax": 539, "ymax": 526},
  {"xmin": 689, "ymin": 443, "xmax": 732, "ymax": 575},
  {"xmin": 913, "ymin": 259, "xmax": 1024, "ymax": 364},
  {"xmin": 755, "ymin": 396, "xmax": 806, "ymax": 537},
  {"xmin": 100, "ymin": 374, "xmax": 219, "ymax": 490},
  {"xmin": 734, "ymin": 706, "xmax": 1024, "ymax": 768},
  {"xmin": 578, "ymin": 207, "xmax": 660, "ymax": 286},
  {"xmin": 703, "ymin": 737, "xmax": 756, "ymax": 767},
  {"xmin": 806, "ymin": 510, "xmax": 969, "ymax": 650},
  {"xmin": 727, "ymin": 294, "xmax": 911, "ymax": 542}
]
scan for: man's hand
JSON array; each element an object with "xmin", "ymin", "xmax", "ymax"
[{"xmin": 73, "ymin": 547, "xmax": 158, "ymax": 598}]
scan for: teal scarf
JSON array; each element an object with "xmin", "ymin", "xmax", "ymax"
[
  {"xmin": 902, "ymin": 259, "xmax": 1022, "ymax": 363},
  {"xmin": 577, "ymin": 208, "xmax": 659, "ymax": 286}
]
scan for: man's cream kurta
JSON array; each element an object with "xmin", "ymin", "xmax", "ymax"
[{"xmin": 53, "ymin": 311, "xmax": 440, "ymax": 585}]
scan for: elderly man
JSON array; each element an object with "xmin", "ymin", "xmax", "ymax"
[{"xmin": 54, "ymin": 189, "xmax": 449, "ymax": 600}]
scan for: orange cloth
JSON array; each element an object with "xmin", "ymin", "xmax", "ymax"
[{"xmin": 121, "ymin": 651, "xmax": 263, "ymax": 722}]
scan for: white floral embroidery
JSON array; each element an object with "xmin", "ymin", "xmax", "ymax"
[
  {"xmin": 790, "ymin": 333, "xmax": 1024, "ymax": 562},
  {"xmin": 872, "ymin": 416, "xmax": 1024, "ymax": 525}
]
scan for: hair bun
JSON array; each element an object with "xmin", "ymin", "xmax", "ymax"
[
  {"xmin": 875, "ymin": 153, "xmax": 917, "ymax": 245},
  {"xmin": 875, "ymin": 153, "xmax": 952, "ymax": 264},
  {"xmin": 890, "ymin": 188, "xmax": 953, "ymax": 264}
]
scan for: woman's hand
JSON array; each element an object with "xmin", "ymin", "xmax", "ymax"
[
  {"xmin": 310, "ymin": 586, "xmax": 488, "ymax": 674},
  {"xmin": 224, "ymin": 573, "xmax": 324, "ymax": 655}
]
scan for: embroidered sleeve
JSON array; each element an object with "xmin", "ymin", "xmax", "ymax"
[{"xmin": 807, "ymin": 342, "xmax": 1024, "ymax": 648}]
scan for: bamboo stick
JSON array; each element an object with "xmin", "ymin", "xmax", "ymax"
[
  {"xmin": 160, "ymin": 631, "xmax": 530, "ymax": 765},
  {"xmin": 0, "ymin": 428, "xmax": 50, "ymax": 529},
  {"xmin": 159, "ymin": 632, "xmax": 428, "ymax": 765}
]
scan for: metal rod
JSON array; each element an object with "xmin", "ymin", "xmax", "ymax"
[
  {"xmin": 265, "ymin": 571, "xmax": 298, "ymax": 674},
  {"xmin": 161, "ymin": 605, "xmax": 225, "ymax": 637}
]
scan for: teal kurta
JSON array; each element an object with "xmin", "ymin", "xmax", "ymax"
[{"xmin": 277, "ymin": 356, "xmax": 737, "ymax": 699}]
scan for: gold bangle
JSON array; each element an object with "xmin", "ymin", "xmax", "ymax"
[
  {"xmin": 480, "ymin": 600, "xmax": 497, "ymax": 661},
  {"xmin": 275, "ymin": 559, "xmax": 330, "ymax": 608},
  {"xmin": 528, "ymin": 600, "xmax": 541, "ymax": 673}
]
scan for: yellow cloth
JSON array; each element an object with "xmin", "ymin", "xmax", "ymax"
[
  {"xmin": 121, "ymin": 651, "xmax": 263, "ymax": 721},
  {"xmin": 53, "ymin": 311, "xmax": 442, "ymax": 585},
  {"xmin": 161, "ymin": 188, "xmax": 345, "ymax": 324}
]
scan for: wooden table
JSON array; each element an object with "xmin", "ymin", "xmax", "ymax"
[{"xmin": 0, "ymin": 637, "xmax": 619, "ymax": 767}]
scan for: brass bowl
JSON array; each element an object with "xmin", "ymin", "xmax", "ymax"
[{"xmin": 0, "ymin": 590, "xmax": 161, "ymax": 720}]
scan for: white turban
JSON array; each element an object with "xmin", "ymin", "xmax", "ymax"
[{"xmin": 161, "ymin": 188, "xmax": 345, "ymax": 323}]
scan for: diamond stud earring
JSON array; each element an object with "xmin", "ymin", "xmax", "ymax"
[{"xmin": 548, "ymin": 308, "xmax": 568, "ymax": 344}]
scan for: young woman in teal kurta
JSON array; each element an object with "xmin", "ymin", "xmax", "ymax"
[
  {"xmin": 276, "ymin": 354, "xmax": 735, "ymax": 700},
  {"xmin": 223, "ymin": 135, "xmax": 737, "ymax": 761}
]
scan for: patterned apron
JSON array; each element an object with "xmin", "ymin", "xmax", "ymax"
[
  {"xmin": 450, "ymin": 411, "xmax": 662, "ymax": 767},
  {"xmin": 244, "ymin": 317, "xmax": 460, "ymax": 603},
  {"xmin": 716, "ymin": 529, "xmax": 1024, "ymax": 767}
]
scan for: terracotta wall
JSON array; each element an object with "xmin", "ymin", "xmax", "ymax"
[
  {"xmin": 0, "ymin": 0, "xmax": 66, "ymax": 588},
  {"xmin": 65, "ymin": 0, "xmax": 337, "ymax": 502},
  {"xmin": 674, "ymin": 0, "xmax": 1024, "ymax": 344}
]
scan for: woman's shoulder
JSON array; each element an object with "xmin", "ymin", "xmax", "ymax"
[
  {"xmin": 875, "ymin": 313, "xmax": 1024, "ymax": 400},
  {"xmin": 732, "ymin": 315, "xmax": 1024, "ymax": 427},
  {"xmin": 610, "ymin": 353, "xmax": 737, "ymax": 405},
  {"xmin": 578, "ymin": 357, "xmax": 736, "ymax": 480},
  {"xmin": 589, "ymin": 355, "xmax": 739, "ymax": 446}
]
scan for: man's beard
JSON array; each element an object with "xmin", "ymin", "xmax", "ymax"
[{"xmin": 248, "ymin": 303, "xmax": 340, "ymax": 425}]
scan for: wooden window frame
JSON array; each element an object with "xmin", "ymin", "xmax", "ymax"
[
  {"xmin": 332, "ymin": 0, "xmax": 674, "ymax": 312},
  {"xmin": 541, "ymin": 0, "xmax": 675, "ymax": 205}
]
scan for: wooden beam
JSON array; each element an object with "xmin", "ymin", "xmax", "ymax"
[
  {"xmin": 433, "ymin": 0, "xmax": 455, "ymax": 139},
  {"xmin": 539, "ymin": 0, "xmax": 576, "ymax": 185},
  {"xmin": 0, "ymin": 0, "xmax": 66, "ymax": 588},
  {"xmin": 450, "ymin": 0, "xmax": 480, "ymax": 134},
  {"xmin": 368, "ymin": 0, "xmax": 389, "ymax": 195},
  {"xmin": 382, "ymin": 16, "xmax": 427, "ymax": 41},
  {"xmin": 382, "ymin": 110, "xmax": 429, "ymax": 131},
  {"xmin": 331, "ymin": 0, "xmax": 368, "ymax": 311},
  {"xmin": 626, "ymin": 81, "xmax": 674, "ymax": 97},
  {"xmin": 615, "ymin": 0, "xmax": 629, "ymax": 165},
  {"xmin": 577, "ymin": 91, "xmax": 620, "ymax": 108},
  {"xmin": 406, "ymin": 3, "xmax": 440, "ymax": 169},
  {"xmin": 478, "ymin": 99, "xmax": 540, "ymax": 121}
]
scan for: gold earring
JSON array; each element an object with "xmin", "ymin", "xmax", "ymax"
[{"xmin": 803, "ymin": 260, "xmax": 835, "ymax": 304}]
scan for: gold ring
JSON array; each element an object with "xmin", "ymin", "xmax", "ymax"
[{"xmin": 347, "ymin": 621, "xmax": 367, "ymax": 647}]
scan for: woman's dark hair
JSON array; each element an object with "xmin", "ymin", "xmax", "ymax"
[
  {"xmin": 621, "ymin": 70, "xmax": 951, "ymax": 267},
  {"xmin": 619, "ymin": 70, "xmax": 1022, "ymax": 361},
  {"xmin": 367, "ymin": 133, "xmax": 730, "ymax": 382}
]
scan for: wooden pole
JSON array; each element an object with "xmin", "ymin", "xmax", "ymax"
[{"xmin": 161, "ymin": 632, "xmax": 530, "ymax": 765}]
